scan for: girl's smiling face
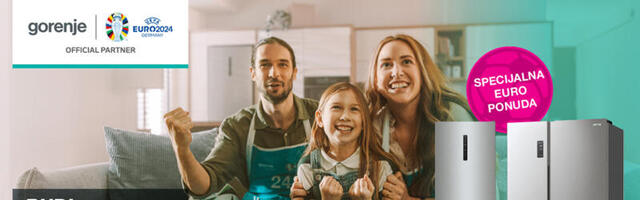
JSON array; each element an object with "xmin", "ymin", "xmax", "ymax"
[
  {"xmin": 375, "ymin": 40, "xmax": 422, "ymax": 105},
  {"xmin": 316, "ymin": 90, "xmax": 363, "ymax": 147}
]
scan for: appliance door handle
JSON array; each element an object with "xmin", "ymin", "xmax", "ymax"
[{"xmin": 463, "ymin": 135, "xmax": 468, "ymax": 161}]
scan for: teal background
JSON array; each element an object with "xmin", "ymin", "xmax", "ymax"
[
  {"xmin": 463, "ymin": 0, "xmax": 640, "ymax": 199},
  {"xmin": 549, "ymin": 1, "xmax": 639, "ymax": 199},
  {"xmin": 547, "ymin": 0, "xmax": 640, "ymax": 165}
]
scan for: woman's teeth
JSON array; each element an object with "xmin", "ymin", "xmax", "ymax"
[
  {"xmin": 335, "ymin": 125, "xmax": 353, "ymax": 131},
  {"xmin": 389, "ymin": 82, "xmax": 409, "ymax": 89}
]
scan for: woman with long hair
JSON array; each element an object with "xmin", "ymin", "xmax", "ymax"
[{"xmin": 366, "ymin": 34, "xmax": 474, "ymax": 199}]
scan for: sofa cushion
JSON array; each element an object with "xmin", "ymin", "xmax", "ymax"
[
  {"xmin": 16, "ymin": 162, "xmax": 109, "ymax": 189},
  {"xmin": 104, "ymin": 127, "xmax": 216, "ymax": 189}
]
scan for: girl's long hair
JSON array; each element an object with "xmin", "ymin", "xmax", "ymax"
[
  {"xmin": 304, "ymin": 82, "xmax": 398, "ymax": 199},
  {"xmin": 365, "ymin": 34, "xmax": 472, "ymax": 197}
]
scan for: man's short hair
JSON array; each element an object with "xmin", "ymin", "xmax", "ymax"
[{"xmin": 251, "ymin": 36, "xmax": 297, "ymax": 68}]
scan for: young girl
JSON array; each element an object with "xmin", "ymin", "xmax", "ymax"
[{"xmin": 296, "ymin": 82, "xmax": 398, "ymax": 200}]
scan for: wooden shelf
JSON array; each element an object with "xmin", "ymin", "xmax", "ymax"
[
  {"xmin": 449, "ymin": 56, "xmax": 465, "ymax": 61},
  {"xmin": 448, "ymin": 78, "xmax": 467, "ymax": 82},
  {"xmin": 435, "ymin": 27, "xmax": 466, "ymax": 82}
]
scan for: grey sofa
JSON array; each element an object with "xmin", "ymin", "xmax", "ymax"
[
  {"xmin": 16, "ymin": 162, "xmax": 110, "ymax": 189},
  {"xmin": 14, "ymin": 126, "xmax": 218, "ymax": 200}
]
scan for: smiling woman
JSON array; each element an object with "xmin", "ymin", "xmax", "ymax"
[{"xmin": 365, "ymin": 34, "xmax": 475, "ymax": 199}]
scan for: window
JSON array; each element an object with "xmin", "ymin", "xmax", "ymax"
[
  {"xmin": 137, "ymin": 88, "xmax": 164, "ymax": 134},
  {"xmin": 137, "ymin": 69, "xmax": 170, "ymax": 135}
]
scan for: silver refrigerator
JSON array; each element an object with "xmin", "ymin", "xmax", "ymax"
[
  {"xmin": 508, "ymin": 119, "xmax": 623, "ymax": 200},
  {"xmin": 508, "ymin": 121, "xmax": 550, "ymax": 200},
  {"xmin": 436, "ymin": 121, "xmax": 496, "ymax": 200}
]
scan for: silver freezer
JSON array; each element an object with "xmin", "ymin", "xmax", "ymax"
[
  {"xmin": 507, "ymin": 121, "xmax": 549, "ymax": 200},
  {"xmin": 435, "ymin": 121, "xmax": 496, "ymax": 200}
]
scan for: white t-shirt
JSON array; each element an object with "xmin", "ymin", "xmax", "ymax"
[{"xmin": 297, "ymin": 148, "xmax": 393, "ymax": 192}]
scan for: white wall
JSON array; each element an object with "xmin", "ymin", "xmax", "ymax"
[
  {"xmin": 198, "ymin": 0, "xmax": 546, "ymax": 29},
  {"xmin": 189, "ymin": 30, "xmax": 256, "ymax": 121},
  {"xmin": 189, "ymin": 8, "xmax": 207, "ymax": 31},
  {"xmin": 168, "ymin": 68, "xmax": 190, "ymax": 111},
  {"xmin": 9, "ymin": 69, "xmax": 159, "ymax": 184},
  {"xmin": 1, "ymin": 0, "xmax": 11, "ymax": 198}
]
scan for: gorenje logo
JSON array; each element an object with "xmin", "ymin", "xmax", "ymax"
[
  {"xmin": 13, "ymin": 0, "xmax": 188, "ymax": 69},
  {"xmin": 27, "ymin": 19, "xmax": 87, "ymax": 35}
]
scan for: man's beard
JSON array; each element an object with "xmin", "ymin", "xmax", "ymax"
[{"xmin": 260, "ymin": 78, "xmax": 293, "ymax": 105}]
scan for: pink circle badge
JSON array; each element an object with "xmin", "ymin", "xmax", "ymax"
[{"xmin": 466, "ymin": 46, "xmax": 553, "ymax": 133}]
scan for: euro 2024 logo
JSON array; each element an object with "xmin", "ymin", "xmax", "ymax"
[
  {"xmin": 132, "ymin": 16, "xmax": 174, "ymax": 38},
  {"xmin": 106, "ymin": 12, "xmax": 129, "ymax": 42}
]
